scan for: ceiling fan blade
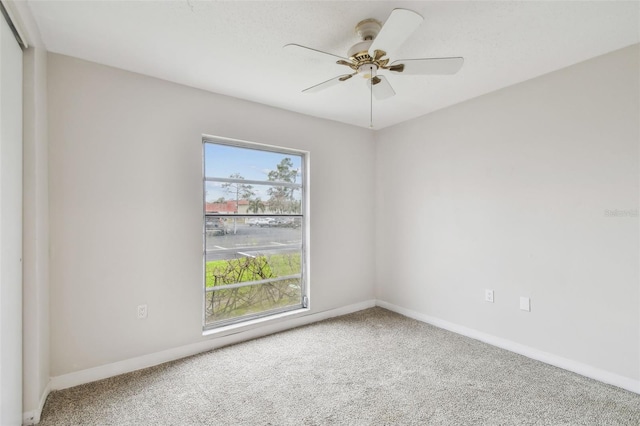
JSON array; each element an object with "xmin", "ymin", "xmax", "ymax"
[
  {"xmin": 368, "ymin": 75, "xmax": 395, "ymax": 100},
  {"xmin": 302, "ymin": 74, "xmax": 355, "ymax": 93},
  {"xmin": 284, "ymin": 43, "xmax": 350, "ymax": 62},
  {"xmin": 389, "ymin": 57, "xmax": 464, "ymax": 75},
  {"xmin": 368, "ymin": 9, "xmax": 423, "ymax": 59}
]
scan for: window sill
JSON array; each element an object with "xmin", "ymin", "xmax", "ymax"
[{"xmin": 202, "ymin": 307, "xmax": 310, "ymax": 338}]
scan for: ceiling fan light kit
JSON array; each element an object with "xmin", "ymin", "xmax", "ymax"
[{"xmin": 284, "ymin": 8, "xmax": 464, "ymax": 127}]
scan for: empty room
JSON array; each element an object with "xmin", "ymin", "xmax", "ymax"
[{"xmin": 1, "ymin": 1, "xmax": 639, "ymax": 425}]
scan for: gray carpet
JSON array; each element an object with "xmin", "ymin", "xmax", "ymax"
[{"xmin": 39, "ymin": 308, "xmax": 640, "ymax": 425}]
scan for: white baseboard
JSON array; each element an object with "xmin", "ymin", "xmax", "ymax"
[
  {"xmin": 50, "ymin": 299, "xmax": 376, "ymax": 391},
  {"xmin": 376, "ymin": 300, "xmax": 640, "ymax": 395},
  {"xmin": 22, "ymin": 380, "xmax": 51, "ymax": 425}
]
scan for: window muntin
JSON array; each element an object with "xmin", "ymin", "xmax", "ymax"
[{"xmin": 203, "ymin": 139, "xmax": 307, "ymax": 329}]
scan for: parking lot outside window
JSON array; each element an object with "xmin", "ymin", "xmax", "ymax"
[{"xmin": 202, "ymin": 138, "xmax": 307, "ymax": 329}]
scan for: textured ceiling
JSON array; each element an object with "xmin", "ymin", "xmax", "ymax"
[{"xmin": 27, "ymin": 1, "xmax": 640, "ymax": 129}]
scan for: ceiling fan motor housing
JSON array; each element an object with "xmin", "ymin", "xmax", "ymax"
[{"xmin": 348, "ymin": 40, "xmax": 373, "ymax": 61}]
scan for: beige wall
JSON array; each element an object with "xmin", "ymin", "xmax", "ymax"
[
  {"xmin": 47, "ymin": 53, "xmax": 376, "ymax": 376},
  {"xmin": 376, "ymin": 45, "xmax": 640, "ymax": 382}
]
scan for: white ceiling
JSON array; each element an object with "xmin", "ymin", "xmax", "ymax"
[{"xmin": 27, "ymin": 1, "xmax": 640, "ymax": 130}]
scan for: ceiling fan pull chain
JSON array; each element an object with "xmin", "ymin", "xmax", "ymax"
[{"xmin": 370, "ymin": 65, "xmax": 373, "ymax": 128}]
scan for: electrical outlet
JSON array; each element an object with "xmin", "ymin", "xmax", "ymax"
[
  {"xmin": 485, "ymin": 289, "xmax": 494, "ymax": 303},
  {"xmin": 137, "ymin": 304, "xmax": 148, "ymax": 319},
  {"xmin": 520, "ymin": 297, "xmax": 530, "ymax": 312}
]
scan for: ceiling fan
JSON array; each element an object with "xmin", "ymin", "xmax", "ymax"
[{"xmin": 284, "ymin": 8, "xmax": 464, "ymax": 103}]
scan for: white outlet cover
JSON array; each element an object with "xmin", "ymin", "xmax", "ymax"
[
  {"xmin": 137, "ymin": 304, "xmax": 148, "ymax": 319},
  {"xmin": 485, "ymin": 289, "xmax": 494, "ymax": 303},
  {"xmin": 520, "ymin": 297, "xmax": 531, "ymax": 312}
]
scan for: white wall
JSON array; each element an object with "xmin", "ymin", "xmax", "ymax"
[
  {"xmin": 375, "ymin": 45, "xmax": 639, "ymax": 383},
  {"xmin": 47, "ymin": 53, "xmax": 375, "ymax": 377},
  {"xmin": 0, "ymin": 12, "xmax": 23, "ymax": 425}
]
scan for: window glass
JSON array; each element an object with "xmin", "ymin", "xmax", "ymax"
[{"xmin": 203, "ymin": 140, "xmax": 307, "ymax": 328}]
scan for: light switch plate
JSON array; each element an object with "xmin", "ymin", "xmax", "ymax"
[{"xmin": 520, "ymin": 297, "xmax": 530, "ymax": 312}]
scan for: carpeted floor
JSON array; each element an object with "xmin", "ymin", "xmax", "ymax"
[{"xmin": 39, "ymin": 308, "xmax": 640, "ymax": 425}]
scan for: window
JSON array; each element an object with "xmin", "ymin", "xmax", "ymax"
[{"xmin": 202, "ymin": 138, "xmax": 307, "ymax": 329}]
